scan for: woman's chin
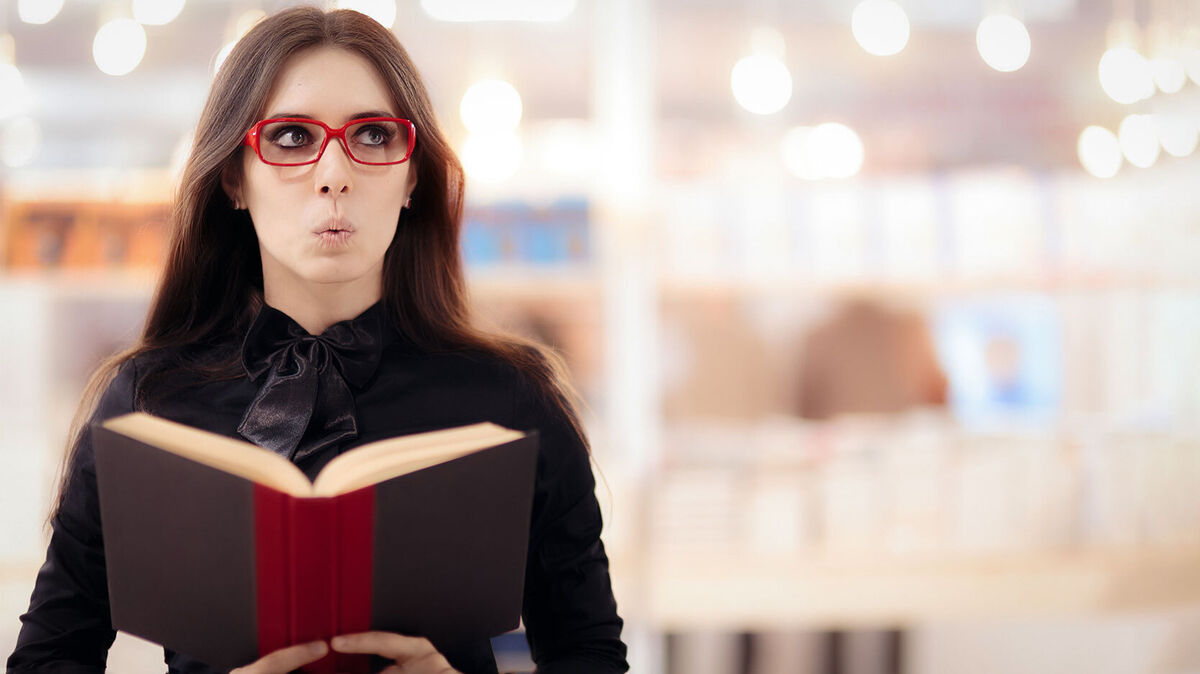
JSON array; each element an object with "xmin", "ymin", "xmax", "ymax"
[
  {"xmin": 295, "ymin": 262, "xmax": 374, "ymax": 287},
  {"xmin": 260, "ymin": 250, "xmax": 384, "ymax": 291}
]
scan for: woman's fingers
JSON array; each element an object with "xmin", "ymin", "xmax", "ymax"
[
  {"xmin": 331, "ymin": 632, "xmax": 433, "ymax": 660},
  {"xmin": 332, "ymin": 632, "xmax": 457, "ymax": 672},
  {"xmin": 230, "ymin": 640, "xmax": 327, "ymax": 674}
]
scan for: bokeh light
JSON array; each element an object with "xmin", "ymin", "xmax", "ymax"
[
  {"xmin": 731, "ymin": 53, "xmax": 793, "ymax": 115},
  {"xmin": 18, "ymin": 0, "xmax": 64, "ymax": 25},
  {"xmin": 461, "ymin": 79, "xmax": 523, "ymax": 134},
  {"xmin": 976, "ymin": 15, "xmax": 1031, "ymax": 73},
  {"xmin": 0, "ymin": 63, "xmax": 30, "ymax": 120},
  {"xmin": 133, "ymin": 0, "xmax": 186, "ymax": 26},
  {"xmin": 1118, "ymin": 113, "xmax": 1160, "ymax": 168},
  {"xmin": 1077, "ymin": 125, "xmax": 1122, "ymax": 178},
  {"xmin": 851, "ymin": 0, "xmax": 911, "ymax": 57},
  {"xmin": 1098, "ymin": 46, "xmax": 1155, "ymax": 104},
  {"xmin": 213, "ymin": 41, "xmax": 236, "ymax": 75},
  {"xmin": 212, "ymin": 10, "xmax": 267, "ymax": 76},
  {"xmin": 1151, "ymin": 56, "xmax": 1187, "ymax": 94},
  {"xmin": 1153, "ymin": 112, "xmax": 1199, "ymax": 157},
  {"xmin": 811, "ymin": 122, "xmax": 865, "ymax": 178},
  {"xmin": 93, "ymin": 19, "xmax": 147, "ymax": 76},
  {"xmin": 1184, "ymin": 47, "xmax": 1200, "ymax": 86}
]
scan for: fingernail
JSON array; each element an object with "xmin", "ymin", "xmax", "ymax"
[{"xmin": 310, "ymin": 641, "xmax": 327, "ymax": 655}]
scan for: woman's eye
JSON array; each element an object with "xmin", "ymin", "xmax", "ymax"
[
  {"xmin": 271, "ymin": 127, "xmax": 311, "ymax": 147},
  {"xmin": 354, "ymin": 125, "xmax": 391, "ymax": 146}
]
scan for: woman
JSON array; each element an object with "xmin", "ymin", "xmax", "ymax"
[{"xmin": 7, "ymin": 7, "xmax": 628, "ymax": 674}]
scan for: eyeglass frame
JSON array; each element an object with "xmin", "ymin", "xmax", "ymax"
[{"xmin": 241, "ymin": 116, "xmax": 417, "ymax": 167}]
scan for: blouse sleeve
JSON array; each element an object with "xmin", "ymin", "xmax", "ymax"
[
  {"xmin": 512, "ymin": 373, "xmax": 629, "ymax": 674},
  {"xmin": 6, "ymin": 360, "xmax": 138, "ymax": 673}
]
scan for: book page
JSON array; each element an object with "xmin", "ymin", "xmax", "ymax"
[
  {"xmin": 313, "ymin": 423, "xmax": 524, "ymax": 496},
  {"xmin": 102, "ymin": 413, "xmax": 313, "ymax": 496}
]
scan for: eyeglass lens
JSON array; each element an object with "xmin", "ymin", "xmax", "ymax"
[{"xmin": 259, "ymin": 120, "xmax": 410, "ymax": 164}]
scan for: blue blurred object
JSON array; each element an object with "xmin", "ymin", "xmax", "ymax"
[
  {"xmin": 933, "ymin": 294, "xmax": 1063, "ymax": 428},
  {"xmin": 462, "ymin": 197, "xmax": 590, "ymax": 268},
  {"xmin": 491, "ymin": 629, "xmax": 534, "ymax": 673},
  {"xmin": 461, "ymin": 218, "xmax": 506, "ymax": 265}
]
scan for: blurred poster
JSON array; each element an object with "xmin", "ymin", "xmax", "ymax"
[{"xmin": 933, "ymin": 294, "xmax": 1062, "ymax": 428}]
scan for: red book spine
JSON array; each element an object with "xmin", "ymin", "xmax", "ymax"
[
  {"xmin": 253, "ymin": 485, "xmax": 290, "ymax": 657},
  {"xmin": 334, "ymin": 486, "xmax": 375, "ymax": 674},
  {"xmin": 253, "ymin": 486, "xmax": 375, "ymax": 674},
  {"xmin": 291, "ymin": 497, "xmax": 337, "ymax": 674}
]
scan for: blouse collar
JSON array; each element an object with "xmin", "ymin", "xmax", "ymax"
[{"xmin": 236, "ymin": 300, "xmax": 395, "ymax": 463}]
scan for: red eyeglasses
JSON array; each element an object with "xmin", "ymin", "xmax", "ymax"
[{"xmin": 242, "ymin": 117, "xmax": 417, "ymax": 166}]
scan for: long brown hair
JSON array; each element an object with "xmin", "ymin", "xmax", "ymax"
[{"xmin": 51, "ymin": 6, "xmax": 583, "ymax": 522}]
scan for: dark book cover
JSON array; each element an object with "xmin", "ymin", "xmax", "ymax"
[{"xmin": 93, "ymin": 423, "xmax": 538, "ymax": 672}]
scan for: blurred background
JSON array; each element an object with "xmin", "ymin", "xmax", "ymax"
[{"xmin": 1, "ymin": 0, "xmax": 1199, "ymax": 672}]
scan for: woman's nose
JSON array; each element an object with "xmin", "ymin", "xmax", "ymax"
[{"xmin": 315, "ymin": 137, "xmax": 354, "ymax": 195}]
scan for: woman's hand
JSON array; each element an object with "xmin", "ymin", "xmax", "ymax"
[
  {"xmin": 230, "ymin": 640, "xmax": 329, "ymax": 674},
  {"xmin": 331, "ymin": 632, "xmax": 461, "ymax": 673}
]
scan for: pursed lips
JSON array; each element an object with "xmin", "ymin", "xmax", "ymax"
[{"xmin": 312, "ymin": 217, "xmax": 355, "ymax": 234}]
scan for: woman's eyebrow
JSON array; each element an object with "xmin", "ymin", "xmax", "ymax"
[{"xmin": 265, "ymin": 110, "xmax": 396, "ymax": 120}]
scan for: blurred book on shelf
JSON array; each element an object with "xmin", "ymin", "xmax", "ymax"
[
  {"xmin": 462, "ymin": 196, "xmax": 591, "ymax": 269},
  {"xmin": 654, "ymin": 415, "xmax": 1200, "ymax": 560},
  {"xmin": 2, "ymin": 200, "xmax": 169, "ymax": 270}
]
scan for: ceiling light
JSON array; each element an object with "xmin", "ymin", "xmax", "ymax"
[
  {"xmin": 810, "ymin": 122, "xmax": 865, "ymax": 179},
  {"xmin": 1098, "ymin": 46, "xmax": 1155, "ymax": 104},
  {"xmin": 18, "ymin": 0, "xmax": 64, "ymax": 24},
  {"xmin": 461, "ymin": 79, "xmax": 523, "ymax": 134},
  {"xmin": 133, "ymin": 0, "xmax": 185, "ymax": 26},
  {"xmin": 976, "ymin": 14, "xmax": 1031, "ymax": 72},
  {"xmin": 731, "ymin": 53, "xmax": 792, "ymax": 115},
  {"xmin": 1077, "ymin": 125, "xmax": 1122, "ymax": 178},
  {"xmin": 1118, "ymin": 113, "xmax": 1160, "ymax": 168},
  {"xmin": 1150, "ymin": 56, "xmax": 1186, "ymax": 93},
  {"xmin": 1153, "ymin": 112, "xmax": 1198, "ymax": 157},
  {"xmin": 851, "ymin": 0, "xmax": 910, "ymax": 57}
]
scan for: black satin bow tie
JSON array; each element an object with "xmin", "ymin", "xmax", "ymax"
[{"xmin": 237, "ymin": 301, "xmax": 393, "ymax": 463}]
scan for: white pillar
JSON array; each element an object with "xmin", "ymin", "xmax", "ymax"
[
  {"xmin": 591, "ymin": 0, "xmax": 658, "ymax": 480},
  {"xmin": 591, "ymin": 1, "xmax": 663, "ymax": 672}
]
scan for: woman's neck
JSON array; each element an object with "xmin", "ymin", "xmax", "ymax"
[{"xmin": 261, "ymin": 275, "xmax": 383, "ymax": 335}]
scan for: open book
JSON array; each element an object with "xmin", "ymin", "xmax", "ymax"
[{"xmin": 93, "ymin": 412, "xmax": 539, "ymax": 673}]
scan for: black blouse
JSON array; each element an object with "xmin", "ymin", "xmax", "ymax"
[{"xmin": 6, "ymin": 301, "xmax": 628, "ymax": 674}]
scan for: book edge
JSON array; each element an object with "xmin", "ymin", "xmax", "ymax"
[
  {"xmin": 101, "ymin": 412, "xmax": 313, "ymax": 496},
  {"xmin": 312, "ymin": 425, "xmax": 525, "ymax": 497}
]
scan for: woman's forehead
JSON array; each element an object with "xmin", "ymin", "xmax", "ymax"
[{"xmin": 263, "ymin": 46, "xmax": 397, "ymax": 120}]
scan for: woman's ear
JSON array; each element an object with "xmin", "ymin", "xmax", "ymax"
[
  {"xmin": 403, "ymin": 161, "xmax": 418, "ymax": 209},
  {"xmin": 220, "ymin": 164, "xmax": 244, "ymax": 210}
]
